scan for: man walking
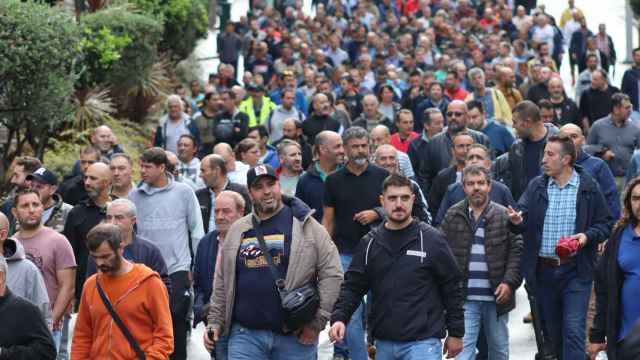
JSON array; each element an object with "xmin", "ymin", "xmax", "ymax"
[
  {"xmin": 204, "ymin": 164, "xmax": 342, "ymax": 359},
  {"xmin": 129, "ymin": 147, "xmax": 204, "ymax": 360},
  {"xmin": 276, "ymin": 140, "xmax": 304, "ymax": 197},
  {"xmin": 71, "ymin": 224, "xmax": 174, "ymax": 359},
  {"xmin": 513, "ymin": 134, "xmax": 612, "ymax": 359},
  {"xmin": 440, "ymin": 165, "xmax": 523, "ymax": 359},
  {"xmin": 27, "ymin": 168, "xmax": 72, "ymax": 234},
  {"xmin": 330, "ymin": 174, "xmax": 464, "ymax": 360}
]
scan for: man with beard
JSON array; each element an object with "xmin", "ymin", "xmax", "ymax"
[
  {"xmin": 109, "ymin": 153, "xmax": 134, "ymax": 199},
  {"xmin": 323, "ymin": 126, "xmax": 389, "ymax": 360},
  {"xmin": 85, "ymin": 199, "xmax": 170, "ymax": 292},
  {"xmin": 302, "ymin": 92, "xmax": 341, "ymax": 144},
  {"xmin": 374, "ymin": 144, "xmax": 431, "ymax": 224},
  {"xmin": 129, "ymin": 148, "xmax": 204, "ymax": 360},
  {"xmin": 12, "ymin": 189, "xmax": 76, "ymax": 355},
  {"xmin": 196, "ymin": 154, "xmax": 251, "ymax": 233},
  {"xmin": 64, "ymin": 163, "xmax": 111, "ymax": 305},
  {"xmin": 466, "ymin": 101, "xmax": 514, "ymax": 157},
  {"xmin": 0, "ymin": 156, "xmax": 42, "ymax": 233},
  {"xmin": 295, "ymin": 131, "xmax": 344, "ymax": 222},
  {"xmin": 210, "ymin": 90, "xmax": 249, "ymax": 151},
  {"xmin": 330, "ymin": 174, "xmax": 464, "ymax": 360},
  {"xmin": 579, "ymin": 69, "xmax": 620, "ymax": 132},
  {"xmin": 352, "ymin": 94, "xmax": 396, "ymax": 133},
  {"xmin": 547, "ymin": 77, "xmax": 580, "ymax": 127},
  {"xmin": 465, "ymin": 68, "xmax": 513, "ymax": 127},
  {"xmin": 420, "ymin": 100, "xmax": 491, "ymax": 195},
  {"xmin": 440, "ymin": 165, "xmax": 522, "ymax": 360},
  {"xmin": 273, "ymin": 118, "xmax": 313, "ymax": 170},
  {"xmin": 59, "ymin": 146, "xmax": 100, "ymax": 206},
  {"xmin": 71, "ymin": 224, "xmax": 173, "ymax": 359},
  {"xmin": 276, "ymin": 140, "xmax": 303, "ymax": 197},
  {"xmin": 192, "ymin": 92, "xmax": 222, "ymax": 157},
  {"xmin": 23, "ymin": 167, "xmax": 72, "ymax": 235},
  {"xmin": 193, "ymin": 191, "xmax": 245, "ymax": 358},
  {"xmin": 204, "ymin": 164, "xmax": 342, "ymax": 359},
  {"xmin": 266, "ymin": 88, "xmax": 306, "ymax": 143},
  {"xmin": 495, "ymin": 66, "xmax": 523, "ymax": 112}
]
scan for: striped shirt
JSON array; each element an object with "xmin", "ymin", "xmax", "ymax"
[
  {"xmin": 467, "ymin": 209, "xmax": 494, "ymax": 302},
  {"xmin": 540, "ymin": 170, "xmax": 580, "ymax": 258}
]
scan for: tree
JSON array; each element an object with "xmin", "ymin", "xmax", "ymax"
[{"xmin": 0, "ymin": 0, "xmax": 80, "ymax": 181}]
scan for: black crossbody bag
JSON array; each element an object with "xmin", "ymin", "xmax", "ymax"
[
  {"xmin": 251, "ymin": 216, "xmax": 320, "ymax": 332},
  {"xmin": 96, "ymin": 279, "xmax": 146, "ymax": 360}
]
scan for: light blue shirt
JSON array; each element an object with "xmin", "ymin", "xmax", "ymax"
[{"xmin": 540, "ymin": 170, "xmax": 580, "ymax": 257}]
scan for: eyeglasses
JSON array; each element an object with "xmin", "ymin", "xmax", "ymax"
[{"xmin": 447, "ymin": 111, "xmax": 464, "ymax": 117}]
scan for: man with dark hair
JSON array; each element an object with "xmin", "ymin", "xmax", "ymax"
[
  {"xmin": 71, "ymin": 223, "xmax": 174, "ymax": 359},
  {"xmin": 575, "ymin": 53, "xmax": 600, "ymax": 105},
  {"xmin": 196, "ymin": 154, "xmax": 251, "ymax": 233},
  {"xmin": 302, "ymin": 92, "xmax": 342, "ymax": 145},
  {"xmin": 445, "ymin": 70, "xmax": 469, "ymax": 101},
  {"xmin": 0, "ymin": 255, "xmax": 57, "ymax": 360},
  {"xmin": 176, "ymin": 134, "xmax": 204, "ymax": 190},
  {"xmin": 330, "ymin": 173, "xmax": 464, "ymax": 360},
  {"xmin": 247, "ymin": 125, "xmax": 279, "ymax": 169},
  {"xmin": 109, "ymin": 153, "xmax": 134, "ymax": 199},
  {"xmin": 204, "ymin": 164, "xmax": 342, "ymax": 359},
  {"xmin": 1, "ymin": 156, "xmax": 43, "ymax": 233},
  {"xmin": 59, "ymin": 146, "xmax": 101, "ymax": 206},
  {"xmin": 621, "ymin": 47, "xmax": 640, "ymax": 114},
  {"xmin": 440, "ymin": 165, "xmax": 522, "ymax": 359},
  {"xmin": 27, "ymin": 168, "xmax": 73, "ymax": 234},
  {"xmin": 408, "ymin": 108, "xmax": 444, "ymax": 192},
  {"xmin": 538, "ymin": 99, "xmax": 556, "ymax": 124},
  {"xmin": 338, "ymin": 75, "xmax": 364, "ymax": 120},
  {"xmin": 586, "ymin": 93, "xmax": 640, "ymax": 190},
  {"xmin": 130, "ymin": 147, "xmax": 203, "ymax": 360},
  {"xmin": 295, "ymin": 131, "xmax": 344, "ymax": 222},
  {"xmin": 389, "ymin": 110, "xmax": 418, "ymax": 153},
  {"xmin": 266, "ymin": 88, "xmax": 306, "ymax": 143},
  {"xmin": 273, "ymin": 118, "xmax": 313, "ymax": 170},
  {"xmin": 192, "ymin": 91, "xmax": 222, "ymax": 156},
  {"xmin": 466, "ymin": 100, "xmax": 514, "ymax": 156},
  {"xmin": 493, "ymin": 100, "xmax": 559, "ymax": 200},
  {"xmin": 64, "ymin": 162, "xmax": 112, "ymax": 307},
  {"xmin": 12, "ymin": 189, "xmax": 76, "ymax": 356},
  {"xmin": 276, "ymin": 140, "xmax": 303, "ymax": 197},
  {"xmin": 416, "ymin": 82, "xmax": 450, "ymax": 124},
  {"xmin": 511, "ymin": 134, "xmax": 613, "ymax": 359},
  {"xmin": 579, "ymin": 69, "xmax": 620, "ymax": 131},
  {"xmin": 323, "ymin": 126, "xmax": 388, "ymax": 360}
]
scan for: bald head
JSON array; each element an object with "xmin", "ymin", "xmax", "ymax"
[
  {"xmin": 92, "ymin": 125, "xmax": 115, "ymax": 152},
  {"xmin": 0, "ymin": 212, "xmax": 8, "ymax": 243},
  {"xmin": 447, "ymin": 100, "xmax": 469, "ymax": 133},
  {"xmin": 370, "ymin": 125, "xmax": 391, "ymax": 149},
  {"xmin": 374, "ymin": 144, "xmax": 399, "ymax": 173},
  {"xmin": 559, "ymin": 123, "xmax": 585, "ymax": 148},
  {"xmin": 84, "ymin": 162, "xmax": 112, "ymax": 201}
]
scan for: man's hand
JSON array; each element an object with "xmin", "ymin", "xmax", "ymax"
[
  {"xmin": 495, "ymin": 283, "xmax": 512, "ymax": 304},
  {"xmin": 203, "ymin": 328, "xmax": 219, "ymax": 352},
  {"xmin": 354, "ymin": 210, "xmax": 379, "ymax": 225},
  {"xmin": 602, "ymin": 150, "xmax": 615, "ymax": 161},
  {"xmin": 297, "ymin": 325, "xmax": 319, "ymax": 345},
  {"xmin": 52, "ymin": 318, "xmax": 62, "ymax": 331},
  {"xmin": 598, "ymin": 240, "xmax": 607, "ymax": 254},
  {"xmin": 329, "ymin": 322, "xmax": 346, "ymax": 344},
  {"xmin": 506, "ymin": 206, "xmax": 523, "ymax": 225},
  {"xmin": 571, "ymin": 233, "xmax": 588, "ymax": 249},
  {"xmin": 588, "ymin": 342, "xmax": 607, "ymax": 359},
  {"xmin": 443, "ymin": 336, "xmax": 463, "ymax": 358}
]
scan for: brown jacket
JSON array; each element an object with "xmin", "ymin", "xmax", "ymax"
[
  {"xmin": 439, "ymin": 200, "xmax": 523, "ymax": 315},
  {"xmin": 207, "ymin": 196, "xmax": 343, "ymax": 335}
]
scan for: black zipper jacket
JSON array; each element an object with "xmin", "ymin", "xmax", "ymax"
[{"xmin": 331, "ymin": 220, "xmax": 464, "ymax": 341}]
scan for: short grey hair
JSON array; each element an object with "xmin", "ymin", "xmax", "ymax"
[
  {"xmin": 468, "ymin": 67, "xmax": 485, "ymax": 80},
  {"xmin": 462, "ymin": 164, "xmax": 492, "ymax": 183},
  {"xmin": 0, "ymin": 256, "xmax": 7, "ymax": 274},
  {"xmin": 342, "ymin": 126, "xmax": 369, "ymax": 145},
  {"xmin": 108, "ymin": 198, "xmax": 137, "ymax": 218},
  {"xmin": 166, "ymin": 94, "xmax": 183, "ymax": 110}
]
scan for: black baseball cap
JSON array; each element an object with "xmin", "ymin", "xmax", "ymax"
[
  {"xmin": 26, "ymin": 167, "xmax": 58, "ymax": 186},
  {"xmin": 246, "ymin": 164, "xmax": 277, "ymax": 188}
]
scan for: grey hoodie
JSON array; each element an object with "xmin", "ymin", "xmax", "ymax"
[
  {"xmin": 129, "ymin": 174, "xmax": 204, "ymax": 274},
  {"xmin": 3, "ymin": 237, "xmax": 52, "ymax": 329}
]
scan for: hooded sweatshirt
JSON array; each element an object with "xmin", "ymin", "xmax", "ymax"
[
  {"xmin": 2, "ymin": 238, "xmax": 52, "ymax": 329},
  {"xmin": 129, "ymin": 174, "xmax": 204, "ymax": 274},
  {"xmin": 71, "ymin": 264, "xmax": 174, "ymax": 359}
]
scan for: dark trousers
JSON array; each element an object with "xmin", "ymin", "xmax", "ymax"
[
  {"xmin": 536, "ymin": 263, "xmax": 591, "ymax": 360},
  {"xmin": 170, "ymin": 271, "xmax": 192, "ymax": 360}
]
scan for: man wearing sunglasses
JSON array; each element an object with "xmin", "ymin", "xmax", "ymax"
[{"xmin": 418, "ymin": 100, "xmax": 491, "ymax": 195}]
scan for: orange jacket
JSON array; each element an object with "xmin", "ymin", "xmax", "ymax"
[{"xmin": 71, "ymin": 263, "xmax": 173, "ymax": 360}]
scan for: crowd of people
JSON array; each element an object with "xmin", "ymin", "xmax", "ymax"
[{"xmin": 3, "ymin": 0, "xmax": 640, "ymax": 359}]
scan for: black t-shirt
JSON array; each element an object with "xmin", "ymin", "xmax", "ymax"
[
  {"xmin": 233, "ymin": 205, "xmax": 293, "ymax": 333},
  {"xmin": 324, "ymin": 164, "xmax": 389, "ymax": 254},
  {"xmin": 523, "ymin": 136, "xmax": 546, "ymax": 184},
  {"xmin": 380, "ymin": 221, "xmax": 419, "ymax": 255},
  {"xmin": 551, "ymin": 98, "xmax": 580, "ymax": 126}
]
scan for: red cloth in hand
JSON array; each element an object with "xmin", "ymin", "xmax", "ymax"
[{"xmin": 556, "ymin": 236, "xmax": 580, "ymax": 259}]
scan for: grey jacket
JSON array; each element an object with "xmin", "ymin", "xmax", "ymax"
[
  {"xmin": 207, "ymin": 196, "xmax": 343, "ymax": 335},
  {"xmin": 3, "ymin": 237, "xmax": 52, "ymax": 329}
]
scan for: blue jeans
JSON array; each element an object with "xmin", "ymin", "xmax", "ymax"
[
  {"xmin": 333, "ymin": 253, "xmax": 368, "ymax": 360},
  {"xmin": 536, "ymin": 263, "xmax": 592, "ymax": 360},
  {"xmin": 375, "ymin": 338, "xmax": 442, "ymax": 360},
  {"xmin": 457, "ymin": 301, "xmax": 509, "ymax": 360},
  {"xmin": 228, "ymin": 324, "xmax": 316, "ymax": 360},
  {"xmin": 52, "ymin": 314, "xmax": 70, "ymax": 357},
  {"xmin": 212, "ymin": 335, "xmax": 229, "ymax": 360}
]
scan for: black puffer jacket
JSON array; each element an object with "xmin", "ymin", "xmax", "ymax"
[{"xmin": 439, "ymin": 200, "xmax": 523, "ymax": 315}]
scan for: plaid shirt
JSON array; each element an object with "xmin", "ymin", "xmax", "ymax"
[{"xmin": 540, "ymin": 170, "xmax": 580, "ymax": 257}]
